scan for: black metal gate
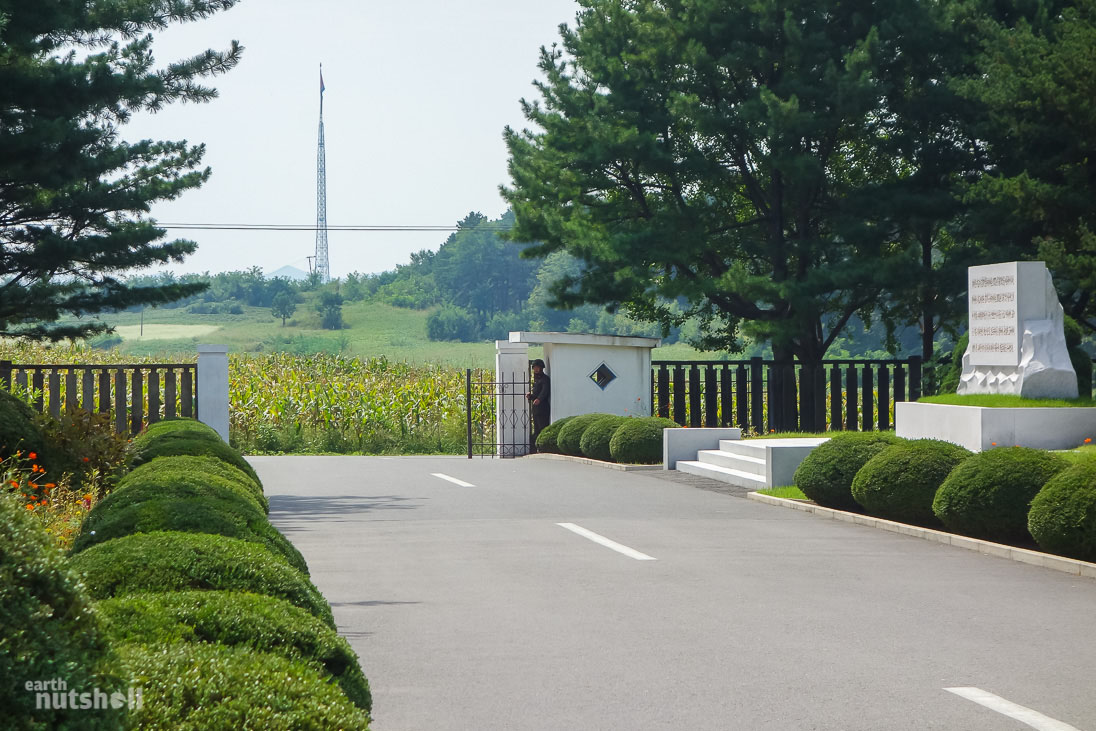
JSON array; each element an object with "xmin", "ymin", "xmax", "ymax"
[{"xmin": 465, "ymin": 368, "xmax": 530, "ymax": 458}]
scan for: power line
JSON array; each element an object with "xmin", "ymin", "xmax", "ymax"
[{"xmin": 157, "ymin": 223, "xmax": 511, "ymax": 232}]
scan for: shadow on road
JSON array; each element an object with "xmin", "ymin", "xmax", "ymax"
[{"xmin": 268, "ymin": 494, "xmax": 423, "ymax": 524}]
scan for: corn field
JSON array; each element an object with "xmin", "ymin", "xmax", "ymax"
[{"xmin": 0, "ymin": 344, "xmax": 491, "ymax": 454}]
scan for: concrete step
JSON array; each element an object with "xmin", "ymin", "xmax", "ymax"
[
  {"xmin": 718, "ymin": 439, "xmax": 768, "ymax": 456},
  {"xmin": 677, "ymin": 460, "xmax": 768, "ymax": 489},
  {"xmin": 697, "ymin": 448, "xmax": 766, "ymax": 475}
]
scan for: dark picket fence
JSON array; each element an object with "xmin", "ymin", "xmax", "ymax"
[
  {"xmin": 651, "ymin": 357, "xmax": 923, "ymax": 434},
  {"xmin": 0, "ymin": 361, "xmax": 197, "ymax": 435}
]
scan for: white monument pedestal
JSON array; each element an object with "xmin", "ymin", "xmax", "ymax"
[{"xmin": 896, "ymin": 401, "xmax": 1096, "ymax": 452}]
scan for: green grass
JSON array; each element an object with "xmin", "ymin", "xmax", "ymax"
[
  {"xmin": 747, "ymin": 431, "xmax": 833, "ymax": 439},
  {"xmin": 1055, "ymin": 444, "xmax": 1096, "ymax": 464},
  {"xmin": 920, "ymin": 393, "xmax": 1096, "ymax": 408},
  {"xmin": 70, "ymin": 299, "xmax": 725, "ymax": 367},
  {"xmin": 757, "ymin": 485, "xmax": 809, "ymax": 500}
]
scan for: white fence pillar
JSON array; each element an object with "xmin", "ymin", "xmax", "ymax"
[
  {"xmin": 197, "ymin": 344, "xmax": 230, "ymax": 442},
  {"xmin": 495, "ymin": 340, "xmax": 530, "ymax": 457}
]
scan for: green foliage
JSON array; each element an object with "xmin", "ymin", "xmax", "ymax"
[
  {"xmin": 129, "ymin": 434, "xmax": 261, "ymax": 486},
  {"xmin": 271, "ymin": 291, "xmax": 297, "ymax": 326},
  {"xmin": 556, "ymin": 413, "xmax": 611, "ymax": 456},
  {"xmin": 0, "ymin": 0, "xmax": 242, "ymax": 340},
  {"xmin": 97, "ymin": 591, "xmax": 369, "ymax": 712},
  {"xmin": 1028, "ymin": 460, "xmax": 1096, "ymax": 561},
  {"xmin": 68, "ymin": 531, "xmax": 335, "ymax": 628},
  {"xmin": 112, "ymin": 455, "xmax": 267, "ymax": 513},
  {"xmin": 937, "ymin": 333, "xmax": 968, "ymax": 395},
  {"xmin": 793, "ymin": 433, "xmax": 901, "ymax": 511},
  {"xmin": 919, "ymin": 393, "xmax": 1095, "ymax": 408},
  {"xmin": 609, "ymin": 417, "xmax": 679, "ymax": 465},
  {"xmin": 1064, "ymin": 317, "xmax": 1093, "ymax": 399},
  {"xmin": 426, "ymin": 304, "xmax": 479, "ymax": 342},
  {"xmin": 933, "ymin": 447, "xmax": 1069, "ymax": 542},
  {"xmin": 136, "ymin": 418, "xmax": 224, "ymax": 445},
  {"xmin": 0, "ymin": 388, "xmax": 51, "ymax": 465},
  {"xmin": 851, "ymin": 439, "xmax": 971, "ymax": 524},
  {"xmin": 535, "ymin": 416, "xmax": 575, "ymax": 454},
  {"xmin": 70, "ymin": 493, "xmax": 307, "ymax": 574},
  {"xmin": 39, "ymin": 409, "xmax": 130, "ymax": 492},
  {"xmin": 318, "ymin": 290, "xmax": 345, "ymax": 330},
  {"xmin": 120, "ymin": 642, "xmax": 370, "ymax": 729},
  {"xmin": 503, "ymin": 0, "xmax": 961, "ymax": 362},
  {"xmin": 0, "ymin": 495, "xmax": 126, "ymax": 730},
  {"xmin": 579, "ymin": 415, "xmax": 627, "ymax": 462}
]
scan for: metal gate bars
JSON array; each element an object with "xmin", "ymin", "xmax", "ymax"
[{"xmin": 465, "ymin": 368, "xmax": 530, "ymax": 458}]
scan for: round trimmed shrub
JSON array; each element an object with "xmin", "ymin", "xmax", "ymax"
[
  {"xmin": 0, "ymin": 388, "xmax": 61, "ymax": 470},
  {"xmin": 793, "ymin": 433, "xmax": 901, "ymax": 511},
  {"xmin": 0, "ymin": 495, "xmax": 126, "ymax": 729},
  {"xmin": 98, "ymin": 591, "xmax": 369, "ymax": 711},
  {"xmin": 850, "ymin": 439, "xmax": 971, "ymax": 524},
  {"xmin": 70, "ymin": 495, "xmax": 307, "ymax": 574},
  {"xmin": 556, "ymin": 413, "xmax": 610, "ymax": 456},
  {"xmin": 1028, "ymin": 461, "xmax": 1096, "ymax": 561},
  {"xmin": 120, "ymin": 642, "xmax": 370, "ymax": 729},
  {"xmin": 68, "ymin": 531, "xmax": 334, "ymax": 628},
  {"xmin": 129, "ymin": 436, "xmax": 261, "ymax": 486},
  {"xmin": 579, "ymin": 415, "xmax": 627, "ymax": 462},
  {"xmin": 135, "ymin": 418, "xmax": 224, "ymax": 447},
  {"xmin": 609, "ymin": 417, "xmax": 679, "ymax": 464},
  {"xmin": 535, "ymin": 416, "xmax": 575, "ymax": 454},
  {"xmin": 933, "ymin": 447, "xmax": 1068, "ymax": 542},
  {"xmin": 117, "ymin": 455, "xmax": 266, "ymax": 512}
]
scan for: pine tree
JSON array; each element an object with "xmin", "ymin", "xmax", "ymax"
[
  {"xmin": 502, "ymin": 0, "xmax": 962, "ymax": 365},
  {"xmin": 0, "ymin": 0, "xmax": 242, "ymax": 340}
]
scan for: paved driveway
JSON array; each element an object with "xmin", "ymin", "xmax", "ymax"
[{"xmin": 250, "ymin": 456, "xmax": 1096, "ymax": 731}]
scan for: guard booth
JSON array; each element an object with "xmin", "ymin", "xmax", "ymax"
[{"xmin": 489, "ymin": 332, "xmax": 660, "ymax": 457}]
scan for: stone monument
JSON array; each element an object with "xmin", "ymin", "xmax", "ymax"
[
  {"xmin": 958, "ymin": 261, "xmax": 1077, "ymax": 399},
  {"xmin": 896, "ymin": 260, "xmax": 1096, "ymax": 452}
]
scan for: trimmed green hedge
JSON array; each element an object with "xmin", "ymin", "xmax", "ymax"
[
  {"xmin": 97, "ymin": 591, "xmax": 369, "ymax": 712},
  {"xmin": 793, "ymin": 433, "xmax": 900, "ymax": 511},
  {"xmin": 579, "ymin": 415, "xmax": 627, "ymax": 462},
  {"xmin": 556, "ymin": 413, "xmax": 610, "ymax": 456},
  {"xmin": 120, "ymin": 642, "xmax": 370, "ymax": 729},
  {"xmin": 1028, "ymin": 460, "xmax": 1096, "ymax": 561},
  {"xmin": 115, "ymin": 455, "xmax": 266, "ymax": 513},
  {"xmin": 138, "ymin": 417, "xmax": 223, "ymax": 442},
  {"xmin": 69, "ymin": 531, "xmax": 334, "ymax": 628},
  {"xmin": 933, "ymin": 447, "xmax": 1068, "ymax": 542},
  {"xmin": 70, "ymin": 495, "xmax": 307, "ymax": 574},
  {"xmin": 535, "ymin": 416, "xmax": 575, "ymax": 454},
  {"xmin": 129, "ymin": 436, "xmax": 261, "ymax": 486},
  {"xmin": 609, "ymin": 417, "xmax": 679, "ymax": 464},
  {"xmin": 851, "ymin": 439, "xmax": 971, "ymax": 524},
  {"xmin": 0, "ymin": 388, "xmax": 55, "ymax": 468},
  {"xmin": 0, "ymin": 495, "xmax": 126, "ymax": 730}
]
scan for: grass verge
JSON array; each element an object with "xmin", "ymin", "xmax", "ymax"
[
  {"xmin": 920, "ymin": 394, "xmax": 1096, "ymax": 408},
  {"xmin": 756, "ymin": 485, "xmax": 809, "ymax": 500}
]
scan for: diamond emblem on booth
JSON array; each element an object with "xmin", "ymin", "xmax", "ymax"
[{"xmin": 589, "ymin": 363, "xmax": 617, "ymax": 390}]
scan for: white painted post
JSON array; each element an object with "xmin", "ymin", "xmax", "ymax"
[
  {"xmin": 495, "ymin": 340, "xmax": 530, "ymax": 457},
  {"xmin": 196, "ymin": 344, "xmax": 230, "ymax": 443}
]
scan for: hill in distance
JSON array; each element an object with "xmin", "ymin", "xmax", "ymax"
[{"xmin": 266, "ymin": 265, "xmax": 310, "ymax": 281}]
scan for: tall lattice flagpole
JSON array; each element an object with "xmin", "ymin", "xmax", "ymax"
[{"xmin": 314, "ymin": 64, "xmax": 331, "ymax": 282}]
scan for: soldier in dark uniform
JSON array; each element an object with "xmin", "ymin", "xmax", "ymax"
[{"xmin": 527, "ymin": 358, "xmax": 550, "ymax": 450}]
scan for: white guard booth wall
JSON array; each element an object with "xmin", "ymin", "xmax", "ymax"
[{"xmin": 506, "ymin": 331, "xmax": 661, "ymax": 422}]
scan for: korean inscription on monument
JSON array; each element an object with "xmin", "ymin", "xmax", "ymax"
[{"xmin": 967, "ymin": 263, "xmax": 1020, "ymax": 367}]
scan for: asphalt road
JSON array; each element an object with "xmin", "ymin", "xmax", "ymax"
[{"xmin": 250, "ymin": 455, "xmax": 1096, "ymax": 731}]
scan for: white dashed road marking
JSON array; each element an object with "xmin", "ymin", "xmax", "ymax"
[
  {"xmin": 944, "ymin": 687, "xmax": 1083, "ymax": 731},
  {"xmin": 556, "ymin": 522, "xmax": 657, "ymax": 561},
  {"xmin": 431, "ymin": 473, "xmax": 475, "ymax": 487}
]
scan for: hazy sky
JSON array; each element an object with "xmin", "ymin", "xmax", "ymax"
[{"xmin": 123, "ymin": 0, "xmax": 580, "ymax": 279}]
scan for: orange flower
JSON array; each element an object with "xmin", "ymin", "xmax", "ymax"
[
  {"xmin": 1086, "ymin": 438, "xmax": 1092, "ymax": 444},
  {"xmin": 27, "ymin": 452, "xmax": 36, "ymax": 460},
  {"xmin": 25, "ymin": 504, "xmax": 34, "ymax": 511},
  {"xmin": 82, "ymin": 457, "xmax": 89, "ymax": 462},
  {"xmin": 28, "ymin": 482, "xmax": 37, "ymax": 489},
  {"xmin": 44, "ymin": 483, "xmax": 55, "ymax": 489},
  {"xmin": 9, "ymin": 480, "xmax": 16, "ymax": 487},
  {"xmin": 991, "ymin": 442, "xmax": 997, "ymax": 446}
]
